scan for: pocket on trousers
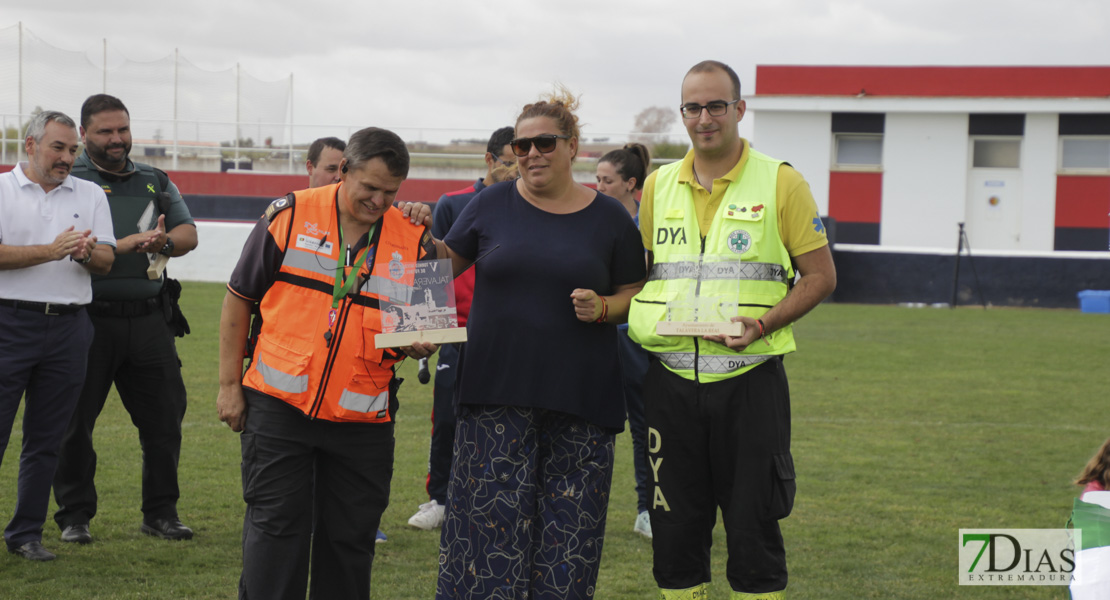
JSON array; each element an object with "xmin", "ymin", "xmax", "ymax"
[
  {"xmin": 240, "ymin": 430, "xmax": 257, "ymax": 503},
  {"xmin": 767, "ymin": 452, "xmax": 796, "ymax": 520}
]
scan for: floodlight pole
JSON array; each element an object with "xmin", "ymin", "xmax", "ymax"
[
  {"xmin": 17, "ymin": 21, "xmax": 23, "ymax": 163},
  {"xmin": 173, "ymin": 48, "xmax": 179, "ymax": 170}
]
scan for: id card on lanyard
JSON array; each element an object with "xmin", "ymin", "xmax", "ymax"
[{"xmin": 325, "ymin": 221, "xmax": 377, "ymax": 345}]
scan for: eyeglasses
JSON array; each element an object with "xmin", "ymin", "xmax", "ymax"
[
  {"xmin": 492, "ymin": 154, "xmax": 515, "ymax": 168},
  {"xmin": 510, "ymin": 134, "xmax": 570, "ymax": 157},
  {"xmin": 680, "ymin": 100, "xmax": 739, "ymax": 119}
]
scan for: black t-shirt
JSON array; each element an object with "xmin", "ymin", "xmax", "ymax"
[{"xmin": 444, "ymin": 180, "xmax": 646, "ymax": 430}]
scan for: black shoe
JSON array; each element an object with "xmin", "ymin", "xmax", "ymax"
[
  {"xmin": 141, "ymin": 518, "xmax": 194, "ymax": 541},
  {"xmin": 417, "ymin": 357, "xmax": 431, "ymax": 384},
  {"xmin": 60, "ymin": 524, "xmax": 92, "ymax": 544},
  {"xmin": 8, "ymin": 541, "xmax": 56, "ymax": 561}
]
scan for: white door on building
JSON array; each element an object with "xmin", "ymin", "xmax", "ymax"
[{"xmin": 965, "ymin": 138, "xmax": 1023, "ymax": 250}]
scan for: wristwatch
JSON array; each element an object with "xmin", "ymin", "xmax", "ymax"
[
  {"xmin": 76, "ymin": 241, "xmax": 95, "ymax": 264},
  {"xmin": 159, "ymin": 237, "xmax": 175, "ymax": 257}
]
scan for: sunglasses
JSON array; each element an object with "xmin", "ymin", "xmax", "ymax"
[{"xmin": 510, "ymin": 134, "xmax": 570, "ymax": 157}]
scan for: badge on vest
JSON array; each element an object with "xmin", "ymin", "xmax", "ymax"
[
  {"xmin": 295, "ymin": 234, "xmax": 333, "ymax": 255},
  {"xmin": 727, "ymin": 229, "xmax": 752, "ymax": 255},
  {"xmin": 388, "ymin": 252, "xmax": 405, "ymax": 279},
  {"xmin": 264, "ymin": 196, "xmax": 292, "ymax": 221},
  {"xmin": 724, "ymin": 203, "xmax": 764, "ymax": 222}
]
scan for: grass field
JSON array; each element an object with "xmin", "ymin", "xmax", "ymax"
[{"xmin": 1, "ymin": 281, "xmax": 1107, "ymax": 599}]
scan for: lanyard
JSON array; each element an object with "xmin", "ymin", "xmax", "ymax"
[{"xmin": 331, "ymin": 222, "xmax": 376, "ymax": 310}]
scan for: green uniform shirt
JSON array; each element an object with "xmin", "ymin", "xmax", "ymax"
[{"xmin": 70, "ymin": 152, "xmax": 194, "ymax": 300}]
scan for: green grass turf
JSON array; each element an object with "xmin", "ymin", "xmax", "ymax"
[{"xmin": 1, "ymin": 283, "xmax": 1106, "ymax": 599}]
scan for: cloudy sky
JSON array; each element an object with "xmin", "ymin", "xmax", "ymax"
[{"xmin": 3, "ymin": 0, "xmax": 1109, "ymax": 145}]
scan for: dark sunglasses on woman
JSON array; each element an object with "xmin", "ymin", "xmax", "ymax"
[{"xmin": 510, "ymin": 134, "xmax": 570, "ymax": 157}]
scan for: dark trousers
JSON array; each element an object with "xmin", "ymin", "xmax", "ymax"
[
  {"xmin": 645, "ymin": 357, "xmax": 795, "ymax": 595},
  {"xmin": 239, "ymin": 390, "xmax": 394, "ymax": 600},
  {"xmin": 617, "ymin": 327, "xmax": 651, "ymax": 513},
  {"xmin": 0, "ymin": 306, "xmax": 93, "ymax": 548},
  {"xmin": 426, "ymin": 342, "xmax": 460, "ymax": 503},
  {"xmin": 53, "ymin": 310, "xmax": 188, "ymax": 527}
]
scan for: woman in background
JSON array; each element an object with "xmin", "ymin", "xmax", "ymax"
[{"xmin": 596, "ymin": 143, "xmax": 654, "ymax": 539}]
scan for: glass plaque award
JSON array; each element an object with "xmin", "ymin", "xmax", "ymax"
[
  {"xmin": 655, "ymin": 254, "xmax": 745, "ymax": 337},
  {"xmin": 375, "ymin": 258, "xmax": 468, "ymax": 348},
  {"xmin": 137, "ymin": 199, "xmax": 169, "ymax": 280}
]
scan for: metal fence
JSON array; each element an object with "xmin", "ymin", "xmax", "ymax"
[{"xmin": 0, "ymin": 22, "xmax": 683, "ymax": 175}]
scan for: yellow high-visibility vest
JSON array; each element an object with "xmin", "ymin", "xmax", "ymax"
[{"xmin": 628, "ymin": 149, "xmax": 796, "ymax": 382}]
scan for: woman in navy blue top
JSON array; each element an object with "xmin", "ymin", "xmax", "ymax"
[{"xmin": 432, "ymin": 88, "xmax": 647, "ymax": 600}]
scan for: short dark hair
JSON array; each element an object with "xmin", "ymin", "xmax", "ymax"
[
  {"xmin": 307, "ymin": 137, "xmax": 346, "ymax": 166},
  {"xmin": 685, "ymin": 60, "xmax": 742, "ymax": 101},
  {"xmin": 486, "ymin": 127, "xmax": 514, "ymax": 156},
  {"xmin": 80, "ymin": 94, "xmax": 129, "ymax": 129},
  {"xmin": 345, "ymin": 128, "xmax": 409, "ymax": 178}
]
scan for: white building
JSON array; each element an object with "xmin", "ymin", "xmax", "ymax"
[
  {"xmin": 746, "ymin": 66, "xmax": 1110, "ymax": 307},
  {"xmin": 748, "ymin": 65, "xmax": 1110, "ymax": 252}
]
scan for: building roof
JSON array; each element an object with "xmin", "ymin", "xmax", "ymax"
[{"xmin": 754, "ymin": 66, "xmax": 1110, "ymax": 98}]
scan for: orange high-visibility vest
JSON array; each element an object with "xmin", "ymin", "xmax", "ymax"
[{"xmin": 243, "ymin": 184, "xmax": 424, "ymax": 423}]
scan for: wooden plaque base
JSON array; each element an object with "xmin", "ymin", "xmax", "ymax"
[
  {"xmin": 375, "ymin": 327, "xmax": 468, "ymax": 348},
  {"xmin": 147, "ymin": 254, "xmax": 169, "ymax": 280},
  {"xmin": 656, "ymin": 321, "xmax": 744, "ymax": 337}
]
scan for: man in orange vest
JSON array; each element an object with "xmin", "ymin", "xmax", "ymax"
[{"xmin": 217, "ymin": 127, "xmax": 434, "ymax": 599}]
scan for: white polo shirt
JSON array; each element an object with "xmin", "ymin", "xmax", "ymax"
[{"xmin": 0, "ymin": 163, "xmax": 117, "ymax": 304}]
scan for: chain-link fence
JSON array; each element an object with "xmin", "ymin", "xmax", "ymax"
[
  {"xmin": 0, "ymin": 22, "xmax": 683, "ymax": 175},
  {"xmin": 0, "ymin": 22, "xmax": 291, "ymax": 170}
]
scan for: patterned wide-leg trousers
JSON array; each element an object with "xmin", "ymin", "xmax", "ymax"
[{"xmin": 436, "ymin": 405, "xmax": 615, "ymax": 600}]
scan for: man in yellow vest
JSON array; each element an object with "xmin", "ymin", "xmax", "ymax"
[{"xmin": 628, "ymin": 60, "xmax": 837, "ymax": 600}]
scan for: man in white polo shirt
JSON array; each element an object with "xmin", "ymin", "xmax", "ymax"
[{"xmin": 0, "ymin": 110, "xmax": 115, "ymax": 562}]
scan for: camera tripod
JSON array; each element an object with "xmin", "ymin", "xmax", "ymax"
[{"xmin": 950, "ymin": 222, "xmax": 987, "ymax": 309}]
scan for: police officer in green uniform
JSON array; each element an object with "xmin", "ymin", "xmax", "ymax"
[{"xmin": 53, "ymin": 94, "xmax": 199, "ymax": 544}]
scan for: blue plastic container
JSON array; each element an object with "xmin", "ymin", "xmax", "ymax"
[{"xmin": 1078, "ymin": 290, "xmax": 1110, "ymax": 314}]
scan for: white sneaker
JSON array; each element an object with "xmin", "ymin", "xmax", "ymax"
[
  {"xmin": 634, "ymin": 511, "xmax": 652, "ymax": 539},
  {"xmin": 407, "ymin": 499, "xmax": 445, "ymax": 530}
]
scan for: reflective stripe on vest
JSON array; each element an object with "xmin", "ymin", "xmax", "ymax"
[
  {"xmin": 256, "ymin": 356, "xmax": 309, "ymax": 394},
  {"xmin": 361, "ymin": 275, "xmax": 414, "ymax": 305},
  {"xmin": 656, "ymin": 352, "xmax": 776, "ymax": 374},
  {"xmin": 338, "ymin": 388, "xmax": 389, "ymax": 413},
  {"xmin": 628, "ymin": 148, "xmax": 797, "ymax": 383},
  {"xmin": 282, "ymin": 247, "xmax": 415, "ymax": 305},
  {"xmin": 649, "ymin": 260, "xmax": 790, "ymax": 284}
]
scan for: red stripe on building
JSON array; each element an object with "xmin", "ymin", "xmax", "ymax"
[
  {"xmin": 1055, "ymin": 175, "xmax": 1110, "ymax": 229},
  {"xmin": 828, "ymin": 171, "xmax": 883, "ymax": 223},
  {"xmin": 755, "ymin": 66, "xmax": 1110, "ymax": 98}
]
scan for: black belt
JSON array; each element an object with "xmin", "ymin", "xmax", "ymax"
[
  {"xmin": 0, "ymin": 298, "xmax": 87, "ymax": 315},
  {"xmin": 88, "ymin": 296, "xmax": 162, "ymax": 318}
]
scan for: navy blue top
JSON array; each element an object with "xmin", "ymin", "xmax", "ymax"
[
  {"xmin": 444, "ymin": 180, "xmax": 646, "ymax": 430},
  {"xmin": 432, "ymin": 178, "xmax": 485, "ymax": 239}
]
